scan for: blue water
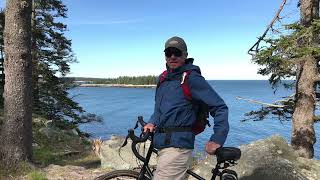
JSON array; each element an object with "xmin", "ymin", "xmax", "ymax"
[{"xmin": 69, "ymin": 80, "xmax": 320, "ymax": 159}]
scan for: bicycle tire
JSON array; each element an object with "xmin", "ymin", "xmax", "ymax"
[{"xmin": 95, "ymin": 169, "xmax": 150, "ymax": 180}]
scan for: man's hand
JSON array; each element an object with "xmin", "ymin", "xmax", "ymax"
[
  {"xmin": 143, "ymin": 123, "xmax": 155, "ymax": 133},
  {"xmin": 205, "ymin": 141, "xmax": 221, "ymax": 155}
]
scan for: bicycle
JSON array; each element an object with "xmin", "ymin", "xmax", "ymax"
[{"xmin": 96, "ymin": 116, "xmax": 241, "ymax": 180}]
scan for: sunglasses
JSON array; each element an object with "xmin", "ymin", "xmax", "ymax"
[{"xmin": 164, "ymin": 47, "xmax": 182, "ymax": 58}]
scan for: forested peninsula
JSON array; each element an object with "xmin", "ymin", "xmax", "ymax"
[{"xmin": 73, "ymin": 76, "xmax": 157, "ymax": 88}]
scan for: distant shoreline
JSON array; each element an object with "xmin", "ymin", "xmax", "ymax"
[{"xmin": 78, "ymin": 84, "xmax": 156, "ymax": 88}]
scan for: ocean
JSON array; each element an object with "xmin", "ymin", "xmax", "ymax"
[{"xmin": 69, "ymin": 80, "xmax": 320, "ymax": 159}]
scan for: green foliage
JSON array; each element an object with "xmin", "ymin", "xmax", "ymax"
[
  {"xmin": 33, "ymin": 147, "xmax": 58, "ymax": 166},
  {"xmin": 253, "ymin": 20, "xmax": 320, "ymax": 89},
  {"xmin": 0, "ymin": 1, "xmax": 89, "ymax": 125},
  {"xmin": 32, "ymin": 0, "xmax": 85, "ymax": 124},
  {"xmin": 242, "ymin": 98, "xmax": 295, "ymax": 122},
  {"xmin": 27, "ymin": 170, "xmax": 47, "ymax": 180},
  {"xmin": 247, "ymin": 16, "xmax": 320, "ymax": 122},
  {"xmin": 93, "ymin": 75, "xmax": 157, "ymax": 85}
]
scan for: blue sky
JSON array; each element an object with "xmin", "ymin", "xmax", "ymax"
[{"xmin": 1, "ymin": 0, "xmax": 300, "ymax": 80}]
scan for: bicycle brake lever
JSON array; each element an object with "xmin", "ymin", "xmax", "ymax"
[
  {"xmin": 121, "ymin": 135, "xmax": 129, "ymax": 147},
  {"xmin": 134, "ymin": 119, "xmax": 139, "ymax": 129}
]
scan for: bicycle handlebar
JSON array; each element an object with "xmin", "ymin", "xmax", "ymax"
[
  {"xmin": 122, "ymin": 116, "xmax": 240, "ymax": 166},
  {"xmin": 121, "ymin": 116, "xmax": 154, "ymax": 162}
]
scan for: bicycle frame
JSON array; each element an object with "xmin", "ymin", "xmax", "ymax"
[
  {"xmin": 125, "ymin": 116, "xmax": 239, "ymax": 180},
  {"xmin": 135, "ymin": 136, "xmax": 229, "ymax": 180}
]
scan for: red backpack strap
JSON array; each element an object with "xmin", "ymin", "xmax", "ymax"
[
  {"xmin": 157, "ymin": 70, "xmax": 168, "ymax": 88},
  {"xmin": 181, "ymin": 70, "xmax": 192, "ymax": 101},
  {"xmin": 159, "ymin": 70, "xmax": 168, "ymax": 84}
]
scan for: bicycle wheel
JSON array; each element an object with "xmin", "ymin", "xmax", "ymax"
[{"xmin": 95, "ymin": 170, "xmax": 150, "ymax": 180}]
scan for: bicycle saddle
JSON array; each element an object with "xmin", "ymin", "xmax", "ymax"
[{"xmin": 215, "ymin": 147, "xmax": 241, "ymax": 163}]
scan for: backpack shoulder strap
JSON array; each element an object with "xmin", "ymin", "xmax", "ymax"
[
  {"xmin": 159, "ymin": 70, "xmax": 167, "ymax": 83},
  {"xmin": 157, "ymin": 70, "xmax": 168, "ymax": 88},
  {"xmin": 181, "ymin": 70, "xmax": 192, "ymax": 101}
]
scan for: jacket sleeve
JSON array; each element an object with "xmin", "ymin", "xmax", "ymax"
[
  {"xmin": 188, "ymin": 72, "xmax": 229, "ymax": 146},
  {"xmin": 148, "ymin": 102, "xmax": 160, "ymax": 125}
]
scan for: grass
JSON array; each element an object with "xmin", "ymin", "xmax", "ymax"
[
  {"xmin": 33, "ymin": 147, "xmax": 59, "ymax": 166},
  {"xmin": 26, "ymin": 170, "xmax": 47, "ymax": 180}
]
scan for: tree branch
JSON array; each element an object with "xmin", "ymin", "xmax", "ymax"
[
  {"xmin": 236, "ymin": 96, "xmax": 286, "ymax": 108},
  {"xmin": 248, "ymin": 0, "xmax": 287, "ymax": 55}
]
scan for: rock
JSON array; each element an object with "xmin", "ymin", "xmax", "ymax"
[
  {"xmin": 71, "ymin": 128, "xmax": 78, "ymax": 136},
  {"xmin": 39, "ymin": 127, "xmax": 58, "ymax": 139},
  {"xmin": 98, "ymin": 134, "xmax": 320, "ymax": 180},
  {"xmin": 100, "ymin": 135, "xmax": 157, "ymax": 170},
  {"xmin": 190, "ymin": 135, "xmax": 320, "ymax": 180},
  {"xmin": 32, "ymin": 142, "xmax": 39, "ymax": 148}
]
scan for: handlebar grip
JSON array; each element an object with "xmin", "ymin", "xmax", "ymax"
[
  {"xmin": 138, "ymin": 116, "xmax": 147, "ymax": 127},
  {"xmin": 128, "ymin": 128, "xmax": 152, "ymax": 162}
]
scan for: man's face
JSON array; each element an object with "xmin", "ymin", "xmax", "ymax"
[{"xmin": 165, "ymin": 47, "xmax": 186, "ymax": 69}]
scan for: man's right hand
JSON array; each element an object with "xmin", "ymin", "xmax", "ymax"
[{"xmin": 143, "ymin": 123, "xmax": 155, "ymax": 133}]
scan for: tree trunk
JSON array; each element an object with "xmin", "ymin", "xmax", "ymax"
[
  {"xmin": 292, "ymin": 56, "xmax": 317, "ymax": 158},
  {"xmin": 291, "ymin": 0, "xmax": 319, "ymax": 158},
  {"xmin": 0, "ymin": 0, "xmax": 33, "ymax": 168}
]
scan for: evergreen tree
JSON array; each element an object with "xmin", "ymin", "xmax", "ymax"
[
  {"xmin": 32, "ymin": 0, "xmax": 84, "ymax": 125},
  {"xmin": 248, "ymin": 0, "xmax": 319, "ymax": 158}
]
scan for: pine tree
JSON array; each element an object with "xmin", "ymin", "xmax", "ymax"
[
  {"xmin": 0, "ymin": 0, "xmax": 33, "ymax": 168},
  {"xmin": 248, "ymin": 0, "xmax": 319, "ymax": 158},
  {"xmin": 32, "ymin": 0, "xmax": 84, "ymax": 125}
]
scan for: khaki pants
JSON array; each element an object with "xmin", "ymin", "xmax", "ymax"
[{"xmin": 154, "ymin": 147, "xmax": 193, "ymax": 180}]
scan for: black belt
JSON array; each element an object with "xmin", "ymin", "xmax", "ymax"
[
  {"xmin": 156, "ymin": 126, "xmax": 193, "ymax": 145},
  {"xmin": 157, "ymin": 126, "xmax": 192, "ymax": 133}
]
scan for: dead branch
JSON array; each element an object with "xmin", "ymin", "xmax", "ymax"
[
  {"xmin": 236, "ymin": 96, "xmax": 286, "ymax": 108},
  {"xmin": 274, "ymin": 93, "xmax": 295, "ymax": 103},
  {"xmin": 248, "ymin": 0, "xmax": 287, "ymax": 55}
]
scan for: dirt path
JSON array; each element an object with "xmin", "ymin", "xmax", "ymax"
[{"xmin": 43, "ymin": 165, "xmax": 111, "ymax": 180}]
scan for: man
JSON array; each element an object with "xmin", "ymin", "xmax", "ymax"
[{"xmin": 144, "ymin": 36, "xmax": 229, "ymax": 180}]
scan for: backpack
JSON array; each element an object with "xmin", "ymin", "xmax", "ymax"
[{"xmin": 157, "ymin": 70, "xmax": 211, "ymax": 135}]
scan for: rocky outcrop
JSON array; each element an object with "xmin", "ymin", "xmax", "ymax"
[
  {"xmin": 100, "ymin": 135, "xmax": 320, "ymax": 180},
  {"xmin": 100, "ymin": 135, "xmax": 157, "ymax": 169},
  {"xmin": 192, "ymin": 135, "xmax": 320, "ymax": 180}
]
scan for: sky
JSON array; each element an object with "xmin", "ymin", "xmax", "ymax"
[{"xmin": 0, "ymin": 0, "xmax": 300, "ymax": 80}]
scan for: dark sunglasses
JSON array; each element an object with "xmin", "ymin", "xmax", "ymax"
[{"xmin": 164, "ymin": 47, "xmax": 182, "ymax": 58}]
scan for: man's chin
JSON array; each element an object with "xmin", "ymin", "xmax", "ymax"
[{"xmin": 168, "ymin": 66, "xmax": 178, "ymax": 69}]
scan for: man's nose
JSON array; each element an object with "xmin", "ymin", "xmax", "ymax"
[{"xmin": 169, "ymin": 54, "xmax": 177, "ymax": 59}]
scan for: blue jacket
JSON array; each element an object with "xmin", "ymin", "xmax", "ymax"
[{"xmin": 148, "ymin": 61, "xmax": 229, "ymax": 149}]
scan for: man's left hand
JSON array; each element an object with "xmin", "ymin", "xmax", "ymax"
[{"xmin": 205, "ymin": 141, "xmax": 221, "ymax": 155}]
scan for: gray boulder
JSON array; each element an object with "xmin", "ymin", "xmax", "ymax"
[
  {"xmin": 100, "ymin": 135, "xmax": 157, "ymax": 170},
  {"xmin": 100, "ymin": 135, "xmax": 320, "ymax": 180},
  {"xmin": 191, "ymin": 135, "xmax": 320, "ymax": 180}
]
